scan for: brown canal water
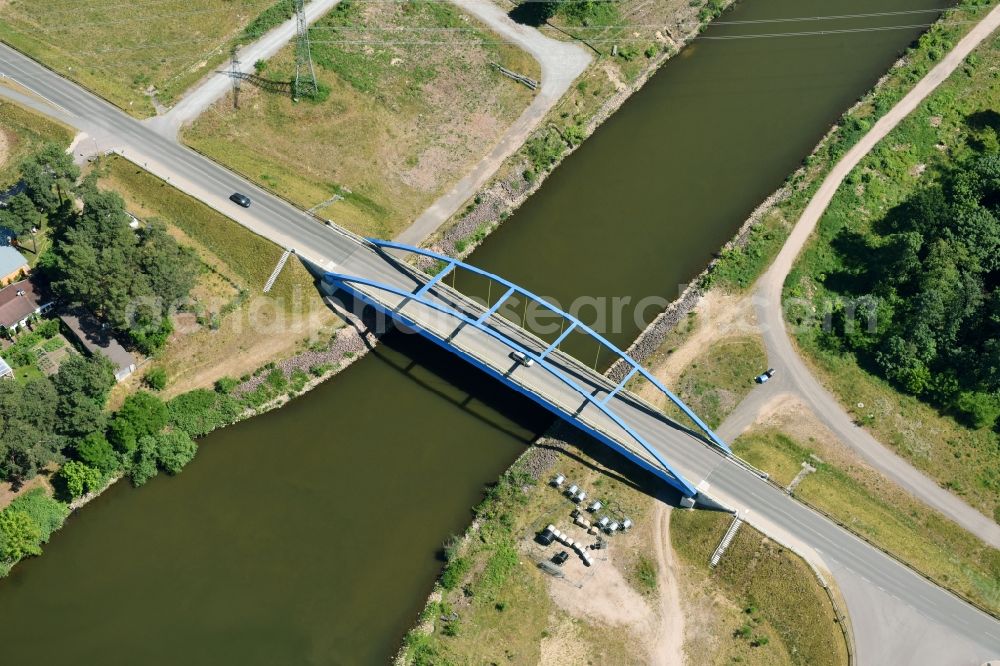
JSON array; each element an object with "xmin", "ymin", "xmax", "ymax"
[{"xmin": 0, "ymin": 0, "xmax": 953, "ymax": 663}]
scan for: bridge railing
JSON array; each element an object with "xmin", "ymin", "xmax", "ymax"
[
  {"xmin": 324, "ymin": 270, "xmax": 699, "ymax": 497},
  {"xmin": 363, "ymin": 239, "xmax": 732, "ymax": 455}
]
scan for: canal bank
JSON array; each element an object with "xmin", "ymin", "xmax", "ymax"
[{"xmin": 0, "ymin": 1, "xmax": 961, "ymax": 664}]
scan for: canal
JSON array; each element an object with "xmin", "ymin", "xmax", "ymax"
[{"xmin": 0, "ymin": 1, "xmax": 951, "ymax": 663}]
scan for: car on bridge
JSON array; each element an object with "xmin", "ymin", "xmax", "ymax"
[
  {"xmin": 510, "ymin": 350, "xmax": 534, "ymax": 367},
  {"xmin": 229, "ymin": 192, "xmax": 252, "ymax": 208}
]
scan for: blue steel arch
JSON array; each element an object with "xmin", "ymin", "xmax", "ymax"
[
  {"xmin": 362, "ymin": 239, "xmax": 732, "ymax": 455},
  {"xmin": 323, "ymin": 270, "xmax": 699, "ymax": 497}
]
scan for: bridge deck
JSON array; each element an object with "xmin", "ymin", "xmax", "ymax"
[{"xmin": 327, "ymin": 242, "xmax": 736, "ymax": 500}]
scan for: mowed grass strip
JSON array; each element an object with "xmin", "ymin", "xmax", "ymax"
[
  {"xmin": 736, "ymin": 430, "xmax": 1000, "ymax": 615},
  {"xmin": 0, "ymin": 100, "xmax": 74, "ymax": 185},
  {"xmin": 100, "ymin": 155, "xmax": 305, "ymax": 299},
  {"xmin": 0, "ymin": 0, "xmax": 284, "ymax": 117},
  {"xmin": 184, "ymin": 0, "xmax": 536, "ymax": 239},
  {"xmin": 672, "ymin": 509, "xmax": 849, "ymax": 666}
]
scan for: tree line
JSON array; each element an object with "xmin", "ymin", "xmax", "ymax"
[{"xmin": 822, "ymin": 147, "xmax": 1000, "ymax": 428}]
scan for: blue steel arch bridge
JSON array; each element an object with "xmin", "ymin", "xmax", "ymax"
[{"xmin": 323, "ymin": 239, "xmax": 735, "ymax": 503}]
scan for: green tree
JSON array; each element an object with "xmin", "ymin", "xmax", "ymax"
[
  {"xmin": 51, "ymin": 355, "xmax": 116, "ymax": 438},
  {"xmin": 0, "ymin": 193, "xmax": 44, "ymax": 238},
  {"xmin": 43, "ymin": 192, "xmax": 197, "ymax": 353},
  {"xmin": 20, "ymin": 143, "xmax": 80, "ymax": 215},
  {"xmin": 73, "ymin": 433, "xmax": 120, "ymax": 475},
  {"xmin": 108, "ymin": 392, "xmax": 168, "ymax": 455},
  {"xmin": 0, "ymin": 379, "xmax": 61, "ymax": 484},
  {"xmin": 155, "ymin": 431, "xmax": 197, "ymax": 475},
  {"xmin": 145, "ymin": 367, "xmax": 168, "ymax": 391},
  {"xmin": 0, "ymin": 509, "xmax": 42, "ymax": 562}
]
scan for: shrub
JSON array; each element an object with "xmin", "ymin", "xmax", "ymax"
[
  {"xmin": 215, "ymin": 377, "xmax": 239, "ymax": 394},
  {"xmin": 55, "ymin": 461, "xmax": 103, "ymax": 500},
  {"xmin": 8, "ymin": 489, "xmax": 68, "ymax": 542},
  {"xmin": 440, "ymin": 556, "xmax": 470, "ymax": 590},
  {"xmin": 168, "ymin": 389, "xmax": 243, "ymax": 437},
  {"xmin": 144, "ymin": 367, "xmax": 167, "ymax": 391},
  {"xmin": 128, "ymin": 436, "xmax": 159, "ymax": 487},
  {"xmin": 0, "ymin": 509, "xmax": 42, "ymax": 562},
  {"xmin": 266, "ymin": 368, "xmax": 287, "ymax": 391},
  {"xmin": 155, "ymin": 431, "xmax": 198, "ymax": 475}
]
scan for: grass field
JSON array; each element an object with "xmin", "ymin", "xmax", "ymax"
[
  {"xmin": 183, "ymin": 0, "xmax": 536, "ymax": 239},
  {"xmin": 98, "ymin": 155, "xmax": 337, "ymax": 395},
  {"xmin": 671, "ymin": 509, "xmax": 848, "ymax": 666},
  {"xmin": 785, "ymin": 29, "xmax": 1000, "ymax": 518},
  {"xmin": 0, "ymin": 0, "xmax": 292, "ymax": 117},
  {"xmin": 671, "ymin": 335, "xmax": 765, "ymax": 428},
  {"xmin": 735, "ymin": 427, "xmax": 1000, "ymax": 615}
]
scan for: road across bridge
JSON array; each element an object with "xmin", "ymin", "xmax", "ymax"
[{"xmin": 326, "ymin": 239, "xmax": 736, "ymax": 503}]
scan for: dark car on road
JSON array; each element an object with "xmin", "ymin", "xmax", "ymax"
[{"xmin": 230, "ymin": 192, "xmax": 252, "ymax": 208}]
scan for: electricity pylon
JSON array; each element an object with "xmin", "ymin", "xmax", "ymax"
[{"xmin": 293, "ymin": 0, "xmax": 318, "ymax": 100}]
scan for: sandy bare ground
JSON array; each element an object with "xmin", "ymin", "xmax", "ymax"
[
  {"xmin": 636, "ymin": 289, "xmax": 757, "ymax": 405},
  {"xmin": 544, "ymin": 500, "xmax": 686, "ymax": 665},
  {"xmin": 651, "ymin": 502, "xmax": 685, "ymax": 665}
]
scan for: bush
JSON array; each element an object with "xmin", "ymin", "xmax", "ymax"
[
  {"xmin": 55, "ymin": 460, "xmax": 103, "ymax": 500},
  {"xmin": 7, "ymin": 489, "xmax": 68, "ymax": 542},
  {"xmin": 108, "ymin": 392, "xmax": 168, "ymax": 453},
  {"xmin": 440, "ymin": 556, "xmax": 470, "ymax": 590},
  {"xmin": 168, "ymin": 389, "xmax": 243, "ymax": 437},
  {"xmin": 155, "ymin": 431, "xmax": 197, "ymax": 475},
  {"xmin": 266, "ymin": 368, "xmax": 287, "ymax": 391},
  {"xmin": 144, "ymin": 367, "xmax": 167, "ymax": 391},
  {"xmin": 128, "ymin": 436, "xmax": 158, "ymax": 487},
  {"xmin": 0, "ymin": 509, "xmax": 42, "ymax": 562},
  {"xmin": 242, "ymin": 0, "xmax": 294, "ymax": 39},
  {"xmin": 214, "ymin": 377, "xmax": 239, "ymax": 394}
]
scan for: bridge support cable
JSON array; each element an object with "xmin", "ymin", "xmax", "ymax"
[
  {"xmin": 540, "ymin": 321, "xmax": 577, "ymax": 359},
  {"xmin": 363, "ymin": 238, "xmax": 733, "ymax": 455},
  {"xmin": 476, "ymin": 286, "xmax": 516, "ymax": 324},
  {"xmin": 415, "ymin": 261, "xmax": 455, "ymax": 297},
  {"xmin": 323, "ymin": 272, "xmax": 699, "ymax": 497},
  {"xmin": 602, "ymin": 366, "xmax": 638, "ymax": 405}
]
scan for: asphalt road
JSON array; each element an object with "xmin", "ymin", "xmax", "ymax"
[{"xmin": 2, "ymin": 25, "xmax": 1000, "ymax": 665}]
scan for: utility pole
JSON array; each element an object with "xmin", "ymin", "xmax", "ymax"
[
  {"xmin": 293, "ymin": 0, "xmax": 318, "ymax": 100},
  {"xmin": 230, "ymin": 45, "xmax": 241, "ymax": 109}
]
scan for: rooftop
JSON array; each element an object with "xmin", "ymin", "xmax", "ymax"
[
  {"xmin": 59, "ymin": 309, "xmax": 136, "ymax": 380},
  {"xmin": 0, "ymin": 245, "xmax": 28, "ymax": 278},
  {"xmin": 0, "ymin": 278, "xmax": 51, "ymax": 328},
  {"xmin": 0, "ymin": 354, "xmax": 11, "ymax": 378}
]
